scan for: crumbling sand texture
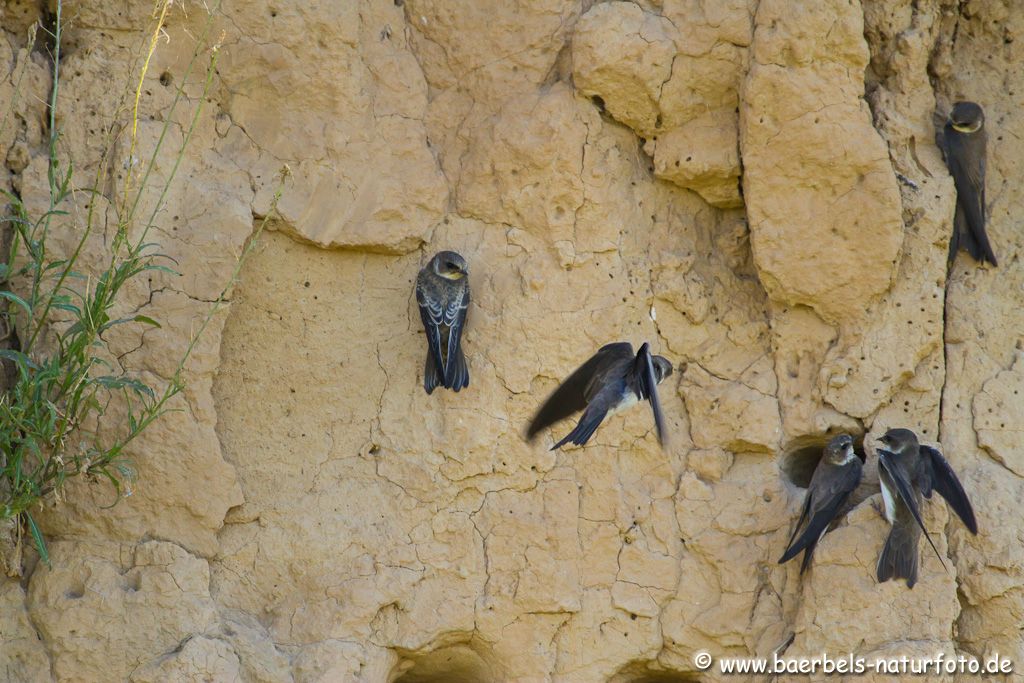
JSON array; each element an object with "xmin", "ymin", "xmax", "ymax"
[{"xmin": 0, "ymin": 0, "xmax": 1022, "ymax": 681}]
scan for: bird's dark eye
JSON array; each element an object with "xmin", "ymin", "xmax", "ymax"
[{"xmin": 446, "ymin": 262, "xmax": 457, "ymax": 270}]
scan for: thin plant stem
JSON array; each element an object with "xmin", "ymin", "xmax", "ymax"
[
  {"xmin": 120, "ymin": 0, "xmax": 173, "ymax": 219},
  {"xmin": 47, "ymin": 2, "xmax": 61, "ymax": 202},
  {"xmin": 0, "ymin": 0, "xmax": 281, "ymax": 568},
  {"xmin": 124, "ymin": 1, "xmax": 223, "ymax": 230}
]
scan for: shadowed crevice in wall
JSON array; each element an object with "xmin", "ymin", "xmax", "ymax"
[
  {"xmin": 389, "ymin": 644, "xmax": 495, "ymax": 683},
  {"xmin": 607, "ymin": 659, "xmax": 701, "ymax": 683}
]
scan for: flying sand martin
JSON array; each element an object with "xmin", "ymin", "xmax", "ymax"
[
  {"xmin": 416, "ymin": 250, "xmax": 470, "ymax": 394},
  {"xmin": 875, "ymin": 428, "xmax": 978, "ymax": 588},
  {"xmin": 779, "ymin": 434, "xmax": 863, "ymax": 573},
  {"xmin": 526, "ymin": 342, "xmax": 672, "ymax": 450}
]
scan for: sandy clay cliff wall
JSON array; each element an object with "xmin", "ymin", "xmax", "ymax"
[{"xmin": 0, "ymin": 0, "xmax": 1022, "ymax": 681}]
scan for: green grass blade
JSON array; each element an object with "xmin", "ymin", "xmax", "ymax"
[{"xmin": 25, "ymin": 513, "xmax": 49, "ymax": 568}]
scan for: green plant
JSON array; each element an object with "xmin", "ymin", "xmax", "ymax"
[{"xmin": 0, "ymin": 1, "xmax": 284, "ymax": 566}]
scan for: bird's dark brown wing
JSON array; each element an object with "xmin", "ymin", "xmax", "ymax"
[
  {"xmin": 416, "ymin": 282, "xmax": 446, "ymax": 387},
  {"xmin": 635, "ymin": 343, "xmax": 667, "ymax": 447},
  {"xmin": 878, "ymin": 449, "xmax": 944, "ymax": 566},
  {"xmin": 779, "ymin": 458, "xmax": 862, "ymax": 570},
  {"xmin": 946, "ymin": 128, "xmax": 996, "ymax": 265},
  {"xmin": 444, "ymin": 284, "xmax": 470, "ymax": 389},
  {"xmin": 782, "ymin": 493, "xmax": 813, "ymax": 560},
  {"xmin": 417, "ymin": 276, "xmax": 470, "ymax": 390},
  {"xmin": 527, "ymin": 342, "xmax": 634, "ymax": 440},
  {"xmin": 919, "ymin": 445, "xmax": 978, "ymax": 535},
  {"xmin": 549, "ymin": 380, "xmax": 623, "ymax": 450}
]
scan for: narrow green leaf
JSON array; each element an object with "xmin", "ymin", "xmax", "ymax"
[
  {"xmin": 0, "ymin": 349, "xmax": 39, "ymax": 371},
  {"xmin": 53, "ymin": 303, "xmax": 81, "ymax": 315},
  {"xmin": 25, "ymin": 513, "xmax": 49, "ymax": 568},
  {"xmin": 0, "ymin": 290, "xmax": 33, "ymax": 316},
  {"xmin": 97, "ymin": 468, "xmax": 123, "ymax": 509},
  {"xmin": 142, "ymin": 264, "xmax": 180, "ymax": 276},
  {"xmin": 61, "ymin": 321, "xmax": 85, "ymax": 337},
  {"xmin": 98, "ymin": 317, "xmax": 135, "ymax": 332}
]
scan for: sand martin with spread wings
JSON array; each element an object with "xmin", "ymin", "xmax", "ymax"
[
  {"xmin": 779, "ymin": 434, "xmax": 863, "ymax": 573},
  {"xmin": 416, "ymin": 250, "xmax": 470, "ymax": 394},
  {"xmin": 526, "ymin": 342, "xmax": 672, "ymax": 450},
  {"xmin": 875, "ymin": 428, "xmax": 978, "ymax": 588},
  {"xmin": 942, "ymin": 101, "xmax": 996, "ymax": 266}
]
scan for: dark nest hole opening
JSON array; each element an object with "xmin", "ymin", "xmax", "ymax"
[
  {"xmin": 616, "ymin": 676, "xmax": 701, "ymax": 683},
  {"xmin": 781, "ymin": 432, "xmax": 866, "ymax": 489},
  {"xmin": 390, "ymin": 645, "xmax": 493, "ymax": 683},
  {"xmin": 608, "ymin": 661, "xmax": 702, "ymax": 683}
]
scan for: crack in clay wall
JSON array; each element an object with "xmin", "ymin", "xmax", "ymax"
[{"xmin": 0, "ymin": 0, "xmax": 1021, "ymax": 681}]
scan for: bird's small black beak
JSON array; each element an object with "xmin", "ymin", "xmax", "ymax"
[{"xmin": 875, "ymin": 436, "xmax": 887, "ymax": 444}]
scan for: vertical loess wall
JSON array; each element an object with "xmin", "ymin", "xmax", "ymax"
[
  {"xmin": 926, "ymin": 0, "xmax": 1024, "ymax": 664},
  {"xmin": 0, "ymin": 0, "xmax": 1020, "ymax": 681}
]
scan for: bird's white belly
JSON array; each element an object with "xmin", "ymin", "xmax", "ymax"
[
  {"xmin": 608, "ymin": 390, "xmax": 640, "ymax": 417},
  {"xmin": 879, "ymin": 477, "xmax": 897, "ymax": 525}
]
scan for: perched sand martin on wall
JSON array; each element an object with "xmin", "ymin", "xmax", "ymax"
[
  {"xmin": 416, "ymin": 250, "xmax": 470, "ymax": 394},
  {"xmin": 778, "ymin": 434, "xmax": 863, "ymax": 573},
  {"xmin": 875, "ymin": 428, "xmax": 977, "ymax": 588},
  {"xmin": 942, "ymin": 101, "xmax": 996, "ymax": 266},
  {"xmin": 526, "ymin": 342, "xmax": 672, "ymax": 450}
]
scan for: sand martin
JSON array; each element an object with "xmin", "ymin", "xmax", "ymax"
[
  {"xmin": 943, "ymin": 101, "xmax": 996, "ymax": 266},
  {"xmin": 416, "ymin": 250, "xmax": 470, "ymax": 394},
  {"xmin": 527, "ymin": 342, "xmax": 672, "ymax": 450},
  {"xmin": 779, "ymin": 434, "xmax": 863, "ymax": 573},
  {"xmin": 876, "ymin": 428, "xmax": 977, "ymax": 588}
]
